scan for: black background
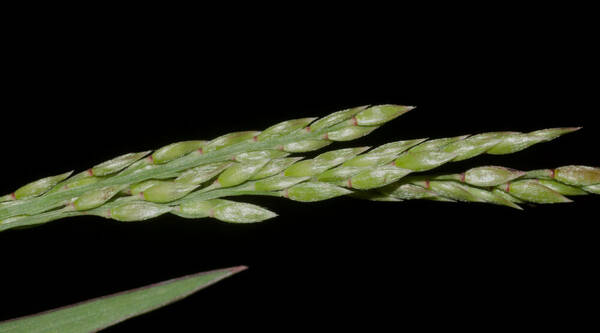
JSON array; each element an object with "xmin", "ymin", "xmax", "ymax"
[{"xmin": 1, "ymin": 9, "xmax": 598, "ymax": 331}]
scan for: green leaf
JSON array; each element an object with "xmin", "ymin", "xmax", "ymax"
[{"xmin": 0, "ymin": 266, "xmax": 247, "ymax": 333}]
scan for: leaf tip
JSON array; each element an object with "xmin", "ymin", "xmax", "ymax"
[
  {"xmin": 228, "ymin": 265, "xmax": 249, "ymax": 274},
  {"xmin": 557, "ymin": 126, "xmax": 583, "ymax": 135}
]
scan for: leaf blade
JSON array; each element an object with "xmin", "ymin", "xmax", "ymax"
[{"xmin": 0, "ymin": 266, "xmax": 246, "ymax": 333}]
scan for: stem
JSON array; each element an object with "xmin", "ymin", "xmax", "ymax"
[{"xmin": 0, "ymin": 208, "xmax": 80, "ymax": 232}]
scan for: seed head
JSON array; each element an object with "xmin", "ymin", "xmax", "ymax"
[
  {"xmin": 110, "ymin": 201, "xmax": 172, "ymax": 222},
  {"xmin": 487, "ymin": 128, "xmax": 581, "ymax": 155},
  {"xmin": 142, "ymin": 182, "xmax": 199, "ymax": 203},
  {"xmin": 499, "ymin": 180, "xmax": 572, "ymax": 204},
  {"xmin": 315, "ymin": 147, "xmax": 370, "ymax": 166},
  {"xmin": 284, "ymin": 147, "xmax": 368, "ymax": 177},
  {"xmin": 73, "ymin": 185, "xmax": 127, "ymax": 211},
  {"xmin": 442, "ymin": 133, "xmax": 503, "ymax": 161},
  {"xmin": 409, "ymin": 135, "xmax": 470, "ymax": 152},
  {"xmin": 379, "ymin": 182, "xmax": 443, "ymax": 200},
  {"xmin": 92, "ymin": 151, "xmax": 151, "ymax": 176},
  {"xmin": 348, "ymin": 166, "xmax": 412, "ymax": 190},
  {"xmin": 537, "ymin": 179, "xmax": 589, "ymax": 196},
  {"xmin": 354, "ymin": 105, "xmax": 415, "ymax": 126},
  {"xmin": 283, "ymin": 139, "xmax": 332, "ymax": 153},
  {"xmin": 555, "ymin": 165, "xmax": 600, "ymax": 186},
  {"xmin": 285, "ymin": 182, "xmax": 352, "ymax": 202},
  {"xmin": 326, "ymin": 125, "xmax": 379, "ymax": 141},
  {"xmin": 342, "ymin": 139, "xmax": 427, "ymax": 167},
  {"xmin": 249, "ymin": 157, "xmax": 303, "ymax": 180},
  {"xmin": 350, "ymin": 191, "xmax": 403, "ymax": 201},
  {"xmin": 175, "ymin": 199, "xmax": 277, "ymax": 223},
  {"xmin": 233, "ymin": 150, "xmax": 289, "ymax": 163},
  {"xmin": 257, "ymin": 118, "xmax": 317, "ymax": 141},
  {"xmin": 129, "ymin": 180, "xmax": 166, "ymax": 196},
  {"xmin": 216, "ymin": 159, "xmax": 270, "ymax": 187},
  {"xmin": 175, "ymin": 162, "xmax": 233, "ymax": 185},
  {"xmin": 13, "ymin": 171, "xmax": 73, "ymax": 200},
  {"xmin": 524, "ymin": 169, "xmax": 555, "ymax": 180},
  {"xmin": 46, "ymin": 172, "xmax": 100, "ymax": 195},
  {"xmin": 394, "ymin": 151, "xmax": 457, "ymax": 171},
  {"xmin": 152, "ymin": 141, "xmax": 206, "ymax": 164},
  {"xmin": 491, "ymin": 189, "xmax": 525, "ymax": 204},
  {"xmin": 0, "ymin": 215, "xmax": 27, "ymax": 226},
  {"xmin": 454, "ymin": 183, "xmax": 522, "ymax": 209},
  {"xmin": 309, "ymin": 105, "xmax": 368, "ymax": 131},
  {"xmin": 583, "ymin": 184, "xmax": 600, "ymax": 194},
  {"xmin": 204, "ymin": 131, "xmax": 260, "ymax": 152},
  {"xmin": 427, "ymin": 181, "xmax": 478, "ymax": 202},
  {"xmin": 317, "ymin": 166, "xmax": 365, "ymax": 183},
  {"xmin": 212, "ymin": 201, "xmax": 277, "ymax": 223},
  {"xmin": 254, "ymin": 175, "xmax": 310, "ymax": 192},
  {"xmin": 175, "ymin": 198, "xmax": 220, "ymax": 218},
  {"xmin": 461, "ymin": 166, "xmax": 526, "ymax": 187}
]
